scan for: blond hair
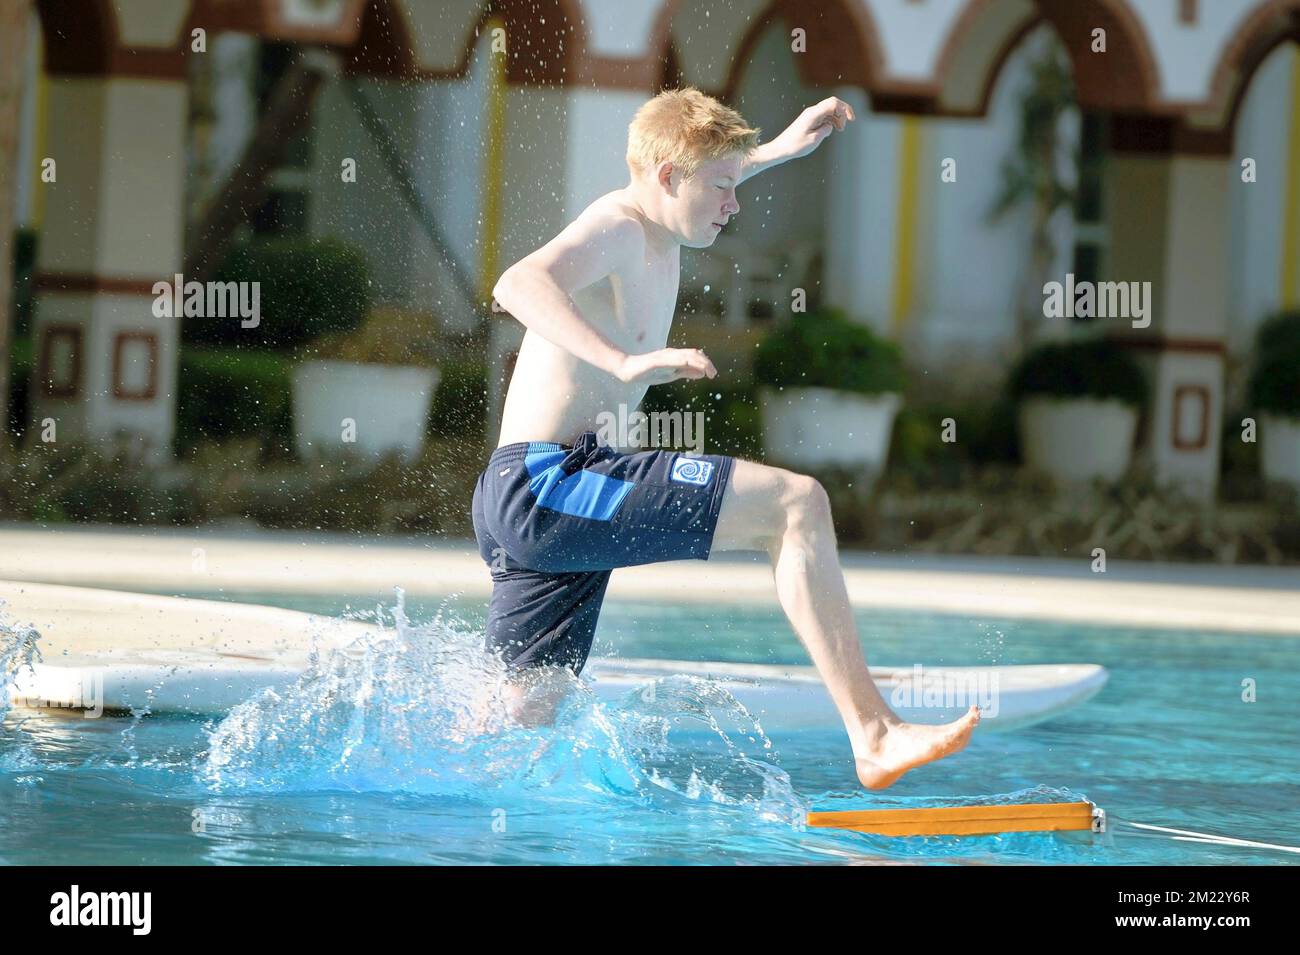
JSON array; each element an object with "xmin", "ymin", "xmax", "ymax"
[{"xmin": 626, "ymin": 87, "xmax": 760, "ymax": 179}]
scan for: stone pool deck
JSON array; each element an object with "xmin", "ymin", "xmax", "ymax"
[{"xmin": 1, "ymin": 521, "xmax": 1298, "ymax": 635}]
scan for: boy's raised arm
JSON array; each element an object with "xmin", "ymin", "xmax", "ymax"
[{"xmin": 738, "ymin": 96, "xmax": 856, "ymax": 184}]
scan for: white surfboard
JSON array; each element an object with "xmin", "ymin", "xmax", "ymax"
[
  {"xmin": 589, "ymin": 658, "xmax": 1107, "ymax": 731},
  {"xmin": 2, "ymin": 580, "xmax": 1106, "ymax": 729}
]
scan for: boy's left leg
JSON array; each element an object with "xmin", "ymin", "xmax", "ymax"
[{"xmin": 705, "ymin": 455, "xmax": 980, "ymax": 789}]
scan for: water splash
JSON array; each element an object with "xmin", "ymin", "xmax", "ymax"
[
  {"xmin": 811, "ymin": 782, "xmax": 1092, "ymax": 814},
  {"xmin": 0, "ymin": 597, "xmax": 43, "ymax": 718},
  {"xmin": 202, "ymin": 589, "xmax": 806, "ymax": 824}
]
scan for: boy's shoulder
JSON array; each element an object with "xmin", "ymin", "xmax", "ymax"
[{"xmin": 571, "ymin": 190, "xmax": 651, "ymax": 246}]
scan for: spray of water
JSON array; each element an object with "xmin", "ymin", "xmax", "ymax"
[
  {"xmin": 202, "ymin": 589, "xmax": 807, "ymax": 824},
  {"xmin": 0, "ymin": 597, "xmax": 43, "ymax": 718}
]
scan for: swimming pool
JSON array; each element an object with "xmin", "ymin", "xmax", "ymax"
[{"xmin": 2, "ymin": 591, "xmax": 1298, "ymax": 865}]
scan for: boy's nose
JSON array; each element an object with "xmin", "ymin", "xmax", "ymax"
[{"xmin": 723, "ymin": 197, "xmax": 740, "ymax": 215}]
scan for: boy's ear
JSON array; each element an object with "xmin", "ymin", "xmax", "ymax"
[{"xmin": 656, "ymin": 160, "xmax": 677, "ymax": 194}]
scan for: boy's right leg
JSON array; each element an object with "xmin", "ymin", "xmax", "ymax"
[
  {"xmin": 707, "ymin": 457, "xmax": 981, "ymax": 790},
  {"xmin": 471, "ymin": 459, "xmax": 603, "ymax": 728}
]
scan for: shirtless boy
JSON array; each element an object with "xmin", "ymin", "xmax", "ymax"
[{"xmin": 473, "ymin": 88, "xmax": 980, "ymax": 790}]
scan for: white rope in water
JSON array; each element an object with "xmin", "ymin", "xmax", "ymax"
[{"xmin": 1114, "ymin": 819, "xmax": 1300, "ymax": 855}]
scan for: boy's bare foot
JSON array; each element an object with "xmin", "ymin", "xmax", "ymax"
[
  {"xmin": 451, "ymin": 666, "xmax": 576, "ymax": 742},
  {"xmin": 853, "ymin": 705, "xmax": 981, "ymax": 790}
]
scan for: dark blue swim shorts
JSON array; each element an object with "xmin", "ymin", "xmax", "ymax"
[{"xmin": 471, "ymin": 430, "xmax": 736, "ymax": 673}]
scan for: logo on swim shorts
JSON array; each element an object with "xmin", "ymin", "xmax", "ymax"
[{"xmin": 670, "ymin": 457, "xmax": 713, "ymax": 486}]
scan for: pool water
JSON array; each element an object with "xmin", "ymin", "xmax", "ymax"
[{"xmin": 2, "ymin": 589, "xmax": 1298, "ymax": 865}]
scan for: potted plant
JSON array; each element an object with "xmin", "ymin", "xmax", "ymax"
[
  {"xmin": 1009, "ymin": 338, "xmax": 1146, "ymax": 483},
  {"xmin": 295, "ymin": 305, "xmax": 442, "ymax": 465},
  {"xmin": 1249, "ymin": 310, "xmax": 1300, "ymax": 489},
  {"xmin": 207, "ymin": 236, "xmax": 438, "ymax": 464},
  {"xmin": 753, "ymin": 309, "xmax": 905, "ymax": 474}
]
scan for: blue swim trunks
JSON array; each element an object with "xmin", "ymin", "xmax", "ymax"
[{"xmin": 472, "ymin": 431, "xmax": 736, "ymax": 673}]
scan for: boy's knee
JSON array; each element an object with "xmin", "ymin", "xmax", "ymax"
[{"xmin": 782, "ymin": 473, "xmax": 831, "ymax": 527}]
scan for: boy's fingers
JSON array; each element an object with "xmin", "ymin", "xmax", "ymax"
[
  {"xmin": 660, "ymin": 348, "xmax": 714, "ymax": 381},
  {"xmin": 694, "ymin": 349, "xmax": 716, "ymax": 377}
]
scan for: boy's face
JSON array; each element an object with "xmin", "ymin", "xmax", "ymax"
[{"xmin": 662, "ymin": 154, "xmax": 743, "ymax": 248}]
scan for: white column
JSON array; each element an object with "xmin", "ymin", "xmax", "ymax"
[
  {"xmin": 824, "ymin": 87, "xmax": 904, "ymax": 336},
  {"xmin": 1106, "ymin": 152, "xmax": 1231, "ymax": 498},
  {"xmin": 30, "ymin": 75, "xmax": 187, "ymax": 465}
]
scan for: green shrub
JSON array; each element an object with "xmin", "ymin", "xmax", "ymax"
[
  {"xmin": 428, "ymin": 359, "xmax": 488, "ymax": 439},
  {"xmin": 182, "ymin": 236, "xmax": 371, "ymax": 351},
  {"xmin": 753, "ymin": 309, "xmax": 905, "ymax": 396},
  {"xmin": 887, "ymin": 406, "xmax": 948, "ymax": 478},
  {"xmin": 966, "ymin": 394, "xmax": 1021, "ymax": 464},
  {"xmin": 1249, "ymin": 311, "xmax": 1300, "ymax": 417},
  {"xmin": 640, "ymin": 379, "xmax": 763, "ymax": 458},
  {"xmin": 0, "ymin": 442, "xmax": 196, "ymax": 525},
  {"xmin": 12, "ymin": 228, "xmax": 37, "ymax": 337},
  {"xmin": 8, "ymin": 334, "xmax": 33, "ymax": 374},
  {"xmin": 175, "ymin": 346, "xmax": 294, "ymax": 456},
  {"xmin": 6, "ymin": 335, "xmax": 33, "ymax": 438},
  {"xmin": 1008, "ymin": 338, "xmax": 1147, "ymax": 407},
  {"xmin": 1255, "ymin": 309, "xmax": 1300, "ymax": 355}
]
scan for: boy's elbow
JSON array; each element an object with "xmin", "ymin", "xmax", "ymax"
[
  {"xmin": 493, "ymin": 264, "xmax": 538, "ymax": 314},
  {"xmin": 492, "ymin": 268, "xmax": 517, "ymax": 308}
]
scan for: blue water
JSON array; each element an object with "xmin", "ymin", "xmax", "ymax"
[{"xmin": 2, "ymin": 589, "xmax": 1298, "ymax": 865}]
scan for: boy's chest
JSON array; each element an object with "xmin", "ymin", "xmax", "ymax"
[{"xmin": 605, "ymin": 251, "xmax": 679, "ymax": 345}]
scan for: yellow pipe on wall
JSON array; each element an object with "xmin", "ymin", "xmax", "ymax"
[
  {"xmin": 890, "ymin": 117, "xmax": 921, "ymax": 334},
  {"xmin": 1282, "ymin": 46, "xmax": 1300, "ymax": 308}
]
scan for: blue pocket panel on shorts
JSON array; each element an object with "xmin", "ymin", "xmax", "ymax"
[{"xmin": 524, "ymin": 449, "xmax": 634, "ymax": 522}]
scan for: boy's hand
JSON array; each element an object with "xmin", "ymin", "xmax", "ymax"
[
  {"xmin": 775, "ymin": 96, "xmax": 856, "ymax": 160},
  {"xmin": 617, "ymin": 348, "xmax": 717, "ymax": 385}
]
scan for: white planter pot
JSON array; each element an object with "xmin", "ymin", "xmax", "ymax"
[
  {"xmin": 1261, "ymin": 414, "xmax": 1300, "ymax": 488},
  {"xmin": 1018, "ymin": 396, "xmax": 1137, "ymax": 484},
  {"xmin": 291, "ymin": 360, "xmax": 440, "ymax": 464},
  {"xmin": 758, "ymin": 386, "xmax": 901, "ymax": 472}
]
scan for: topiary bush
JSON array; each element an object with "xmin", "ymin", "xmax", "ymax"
[
  {"xmin": 174, "ymin": 346, "xmax": 294, "ymax": 457},
  {"xmin": 182, "ymin": 236, "xmax": 371, "ymax": 351},
  {"xmin": 1249, "ymin": 311, "xmax": 1300, "ymax": 417},
  {"xmin": 753, "ymin": 308, "xmax": 905, "ymax": 396},
  {"xmin": 1008, "ymin": 338, "xmax": 1147, "ymax": 407}
]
